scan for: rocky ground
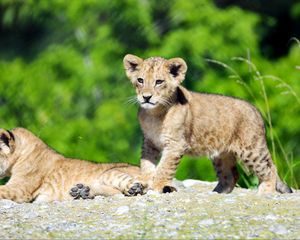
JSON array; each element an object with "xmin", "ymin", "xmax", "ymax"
[{"xmin": 0, "ymin": 180, "xmax": 299, "ymax": 239}]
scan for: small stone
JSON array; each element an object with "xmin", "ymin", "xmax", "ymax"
[
  {"xmin": 199, "ymin": 219, "xmax": 214, "ymax": 226},
  {"xmin": 2, "ymin": 225, "xmax": 11, "ymax": 229},
  {"xmin": 146, "ymin": 190, "xmax": 160, "ymax": 195},
  {"xmin": 94, "ymin": 196, "xmax": 105, "ymax": 200},
  {"xmin": 207, "ymin": 191, "xmax": 218, "ymax": 195},
  {"xmin": 115, "ymin": 206, "xmax": 129, "ymax": 215},
  {"xmin": 0, "ymin": 199, "xmax": 17, "ymax": 209},
  {"xmin": 114, "ymin": 194, "xmax": 125, "ymax": 199},
  {"xmin": 265, "ymin": 214, "xmax": 277, "ymax": 220},
  {"xmin": 23, "ymin": 211, "xmax": 39, "ymax": 219},
  {"xmin": 76, "ymin": 184, "xmax": 84, "ymax": 189},
  {"xmin": 269, "ymin": 225, "xmax": 288, "ymax": 235},
  {"xmin": 224, "ymin": 198, "xmax": 236, "ymax": 203},
  {"xmin": 182, "ymin": 179, "xmax": 203, "ymax": 188},
  {"xmin": 182, "ymin": 179, "xmax": 214, "ymax": 188},
  {"xmin": 249, "ymin": 233, "xmax": 260, "ymax": 238}
]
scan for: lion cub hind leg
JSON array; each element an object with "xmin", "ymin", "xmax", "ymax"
[
  {"xmin": 69, "ymin": 168, "xmax": 147, "ymax": 199},
  {"xmin": 0, "ymin": 185, "xmax": 33, "ymax": 203},
  {"xmin": 238, "ymin": 148, "xmax": 276, "ymax": 194},
  {"xmin": 69, "ymin": 183, "xmax": 123, "ymax": 199},
  {"xmin": 212, "ymin": 152, "xmax": 239, "ymax": 194},
  {"xmin": 237, "ymin": 145, "xmax": 292, "ymax": 194},
  {"xmin": 100, "ymin": 168, "xmax": 146, "ymax": 196}
]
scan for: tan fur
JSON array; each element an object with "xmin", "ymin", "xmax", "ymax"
[
  {"xmin": 123, "ymin": 54, "xmax": 292, "ymax": 194},
  {"xmin": 0, "ymin": 128, "xmax": 144, "ymax": 203}
]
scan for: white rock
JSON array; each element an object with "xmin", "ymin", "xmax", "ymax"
[
  {"xmin": 265, "ymin": 214, "xmax": 278, "ymax": 220},
  {"xmin": 146, "ymin": 190, "xmax": 160, "ymax": 195},
  {"xmin": 224, "ymin": 198, "xmax": 236, "ymax": 203},
  {"xmin": 207, "ymin": 191, "xmax": 218, "ymax": 195},
  {"xmin": 94, "ymin": 196, "xmax": 105, "ymax": 200},
  {"xmin": 114, "ymin": 194, "xmax": 125, "ymax": 198},
  {"xmin": 23, "ymin": 211, "xmax": 39, "ymax": 219},
  {"xmin": 182, "ymin": 179, "xmax": 202, "ymax": 188},
  {"xmin": 1, "ymin": 223, "xmax": 12, "ymax": 229},
  {"xmin": 269, "ymin": 225, "xmax": 288, "ymax": 235},
  {"xmin": 199, "ymin": 219, "xmax": 214, "ymax": 225},
  {"xmin": 0, "ymin": 199, "xmax": 17, "ymax": 209},
  {"xmin": 115, "ymin": 206, "xmax": 129, "ymax": 215}
]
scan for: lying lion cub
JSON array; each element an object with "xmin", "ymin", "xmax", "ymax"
[{"xmin": 0, "ymin": 128, "xmax": 145, "ymax": 203}]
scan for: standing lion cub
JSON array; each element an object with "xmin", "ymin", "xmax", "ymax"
[
  {"xmin": 0, "ymin": 128, "xmax": 145, "ymax": 203},
  {"xmin": 123, "ymin": 54, "xmax": 292, "ymax": 194}
]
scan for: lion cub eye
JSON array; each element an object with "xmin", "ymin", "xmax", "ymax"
[
  {"xmin": 137, "ymin": 78, "xmax": 144, "ymax": 84},
  {"xmin": 155, "ymin": 80, "xmax": 164, "ymax": 85}
]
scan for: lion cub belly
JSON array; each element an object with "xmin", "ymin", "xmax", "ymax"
[
  {"xmin": 187, "ymin": 135, "xmax": 218, "ymax": 157},
  {"xmin": 34, "ymin": 167, "xmax": 101, "ymax": 202}
]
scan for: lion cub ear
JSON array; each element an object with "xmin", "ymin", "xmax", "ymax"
[
  {"xmin": 166, "ymin": 58, "xmax": 187, "ymax": 84},
  {"xmin": 0, "ymin": 129, "xmax": 15, "ymax": 155},
  {"xmin": 123, "ymin": 54, "xmax": 143, "ymax": 81}
]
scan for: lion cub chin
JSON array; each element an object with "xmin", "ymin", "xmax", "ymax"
[
  {"xmin": 123, "ymin": 54, "xmax": 292, "ymax": 195},
  {"xmin": 0, "ymin": 128, "xmax": 145, "ymax": 203}
]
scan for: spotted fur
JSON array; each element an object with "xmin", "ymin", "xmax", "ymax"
[{"xmin": 123, "ymin": 54, "xmax": 292, "ymax": 194}]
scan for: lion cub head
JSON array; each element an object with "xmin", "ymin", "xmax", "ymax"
[
  {"xmin": 123, "ymin": 54, "xmax": 187, "ymax": 110},
  {"xmin": 0, "ymin": 129, "xmax": 16, "ymax": 178}
]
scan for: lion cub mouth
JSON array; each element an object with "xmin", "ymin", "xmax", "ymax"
[{"xmin": 141, "ymin": 101, "xmax": 157, "ymax": 109}]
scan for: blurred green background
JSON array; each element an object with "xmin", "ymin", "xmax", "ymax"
[{"xmin": 0, "ymin": 0, "xmax": 299, "ymax": 188}]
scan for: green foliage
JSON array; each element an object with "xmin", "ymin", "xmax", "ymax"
[{"xmin": 0, "ymin": 0, "xmax": 299, "ymax": 188}]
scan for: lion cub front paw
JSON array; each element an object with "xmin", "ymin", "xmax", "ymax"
[
  {"xmin": 151, "ymin": 182, "xmax": 177, "ymax": 193},
  {"xmin": 124, "ymin": 182, "xmax": 147, "ymax": 196},
  {"xmin": 162, "ymin": 186, "xmax": 177, "ymax": 193},
  {"xmin": 69, "ymin": 183, "xmax": 94, "ymax": 200}
]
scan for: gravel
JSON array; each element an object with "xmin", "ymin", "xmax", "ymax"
[{"xmin": 0, "ymin": 180, "xmax": 299, "ymax": 239}]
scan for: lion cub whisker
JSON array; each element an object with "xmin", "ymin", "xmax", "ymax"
[{"xmin": 123, "ymin": 96, "xmax": 139, "ymax": 106}]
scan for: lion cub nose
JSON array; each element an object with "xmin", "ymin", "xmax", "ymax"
[{"xmin": 143, "ymin": 95, "xmax": 152, "ymax": 103}]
